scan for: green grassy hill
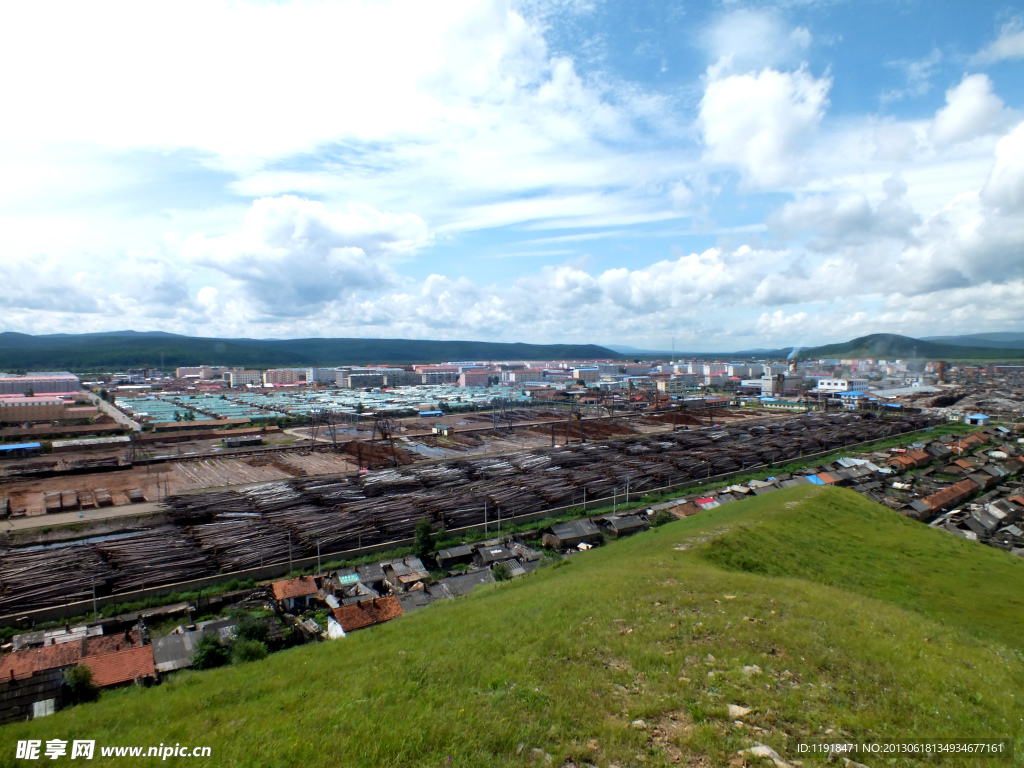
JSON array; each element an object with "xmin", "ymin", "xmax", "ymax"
[
  {"xmin": 3, "ymin": 486, "xmax": 1023, "ymax": 767},
  {"xmin": 801, "ymin": 333, "xmax": 1024, "ymax": 362}
]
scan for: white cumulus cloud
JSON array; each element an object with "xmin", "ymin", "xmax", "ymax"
[
  {"xmin": 930, "ymin": 74, "xmax": 1009, "ymax": 148},
  {"xmin": 700, "ymin": 66, "xmax": 831, "ymax": 188}
]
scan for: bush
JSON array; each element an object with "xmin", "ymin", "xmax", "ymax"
[
  {"xmin": 64, "ymin": 665, "xmax": 99, "ymax": 704},
  {"xmin": 232, "ymin": 639, "xmax": 268, "ymax": 664},
  {"xmin": 191, "ymin": 633, "xmax": 230, "ymax": 670},
  {"xmin": 492, "ymin": 562, "xmax": 513, "ymax": 582}
]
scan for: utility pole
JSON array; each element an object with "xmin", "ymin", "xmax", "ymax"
[
  {"xmin": 91, "ymin": 574, "xmax": 98, "ymax": 620},
  {"xmin": 288, "ymin": 532, "xmax": 293, "ymax": 575},
  {"xmin": 484, "ymin": 500, "xmax": 488, "ymax": 534},
  {"xmin": 317, "ymin": 539, "xmax": 321, "ymax": 574}
]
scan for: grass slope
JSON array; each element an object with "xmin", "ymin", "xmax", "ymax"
[
  {"xmin": 0, "ymin": 333, "xmax": 619, "ymax": 371},
  {"xmin": 3, "ymin": 486, "xmax": 1023, "ymax": 768}
]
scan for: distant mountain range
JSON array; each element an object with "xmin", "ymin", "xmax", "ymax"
[
  {"xmin": 0, "ymin": 332, "xmax": 621, "ymax": 372},
  {"xmin": 2, "ymin": 330, "xmax": 1022, "ymax": 373}
]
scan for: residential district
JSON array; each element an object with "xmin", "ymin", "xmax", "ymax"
[{"xmin": 1, "ymin": 354, "xmax": 1023, "ymax": 723}]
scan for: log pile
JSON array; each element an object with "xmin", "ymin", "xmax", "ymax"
[{"xmin": 1, "ymin": 413, "xmax": 938, "ymax": 613}]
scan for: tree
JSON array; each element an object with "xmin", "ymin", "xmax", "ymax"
[
  {"xmin": 64, "ymin": 665, "xmax": 99, "ymax": 704},
  {"xmin": 174, "ymin": 411, "xmax": 183, "ymax": 422},
  {"xmin": 24, "ymin": 387, "xmax": 34, "ymax": 398},
  {"xmin": 413, "ymin": 516, "xmax": 435, "ymax": 560},
  {"xmin": 192, "ymin": 632, "xmax": 230, "ymax": 670}
]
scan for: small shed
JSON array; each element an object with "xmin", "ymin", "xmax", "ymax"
[
  {"xmin": 432, "ymin": 424, "xmax": 453, "ymax": 436},
  {"xmin": 966, "ymin": 413, "xmax": 990, "ymax": 426}
]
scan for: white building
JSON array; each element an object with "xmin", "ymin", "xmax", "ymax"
[{"xmin": 814, "ymin": 378, "xmax": 870, "ymax": 393}]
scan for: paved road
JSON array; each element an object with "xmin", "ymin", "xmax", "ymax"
[{"xmin": 87, "ymin": 392, "xmax": 142, "ymax": 431}]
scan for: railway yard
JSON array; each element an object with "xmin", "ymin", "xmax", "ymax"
[{"xmin": 0, "ymin": 410, "xmax": 937, "ymax": 616}]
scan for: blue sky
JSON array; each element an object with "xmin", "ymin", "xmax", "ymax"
[{"xmin": 1, "ymin": 0, "xmax": 1023, "ymax": 351}]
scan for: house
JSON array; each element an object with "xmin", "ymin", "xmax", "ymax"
[
  {"xmin": 355, "ymin": 563, "xmax": 386, "ymax": 590},
  {"xmin": 383, "ymin": 558, "xmax": 430, "ymax": 590},
  {"xmin": 541, "ymin": 519, "xmax": 603, "ymax": 550},
  {"xmin": 439, "ymin": 569, "xmax": 495, "ymax": 597},
  {"xmin": 271, "ymin": 576, "xmax": 319, "ymax": 612},
  {"xmin": 886, "ymin": 449, "xmax": 931, "ymax": 471},
  {"xmin": 81, "ymin": 645, "xmax": 156, "ymax": 689},
  {"xmin": 331, "ymin": 597, "xmax": 403, "ymax": 633},
  {"xmin": 966, "ymin": 413, "xmax": 991, "ymax": 426},
  {"xmin": 432, "ymin": 424, "xmax": 453, "ymax": 436},
  {"xmin": 596, "ymin": 514, "xmax": 648, "ymax": 538},
  {"xmin": 915, "ymin": 479, "xmax": 981, "ymax": 517},
  {"xmin": 473, "ymin": 544, "xmax": 518, "ymax": 567},
  {"xmin": 926, "ymin": 443, "xmax": 953, "ymax": 460}
]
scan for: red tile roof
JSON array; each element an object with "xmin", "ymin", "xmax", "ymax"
[
  {"xmin": 81, "ymin": 645, "xmax": 155, "ymax": 688},
  {"xmin": 331, "ymin": 597, "xmax": 403, "ymax": 632},
  {"xmin": 0, "ymin": 643, "xmax": 81, "ymax": 681},
  {"xmin": 919, "ymin": 478, "xmax": 980, "ymax": 512},
  {"xmin": 271, "ymin": 575, "xmax": 318, "ymax": 602}
]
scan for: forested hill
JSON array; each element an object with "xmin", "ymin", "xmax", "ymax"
[{"xmin": 0, "ymin": 331, "xmax": 621, "ymax": 371}]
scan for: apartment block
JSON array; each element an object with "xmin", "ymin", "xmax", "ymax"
[{"xmin": 225, "ymin": 370, "xmax": 263, "ymax": 388}]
